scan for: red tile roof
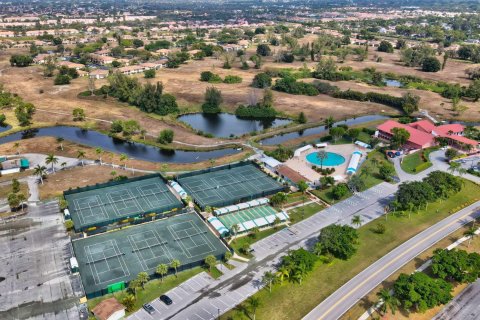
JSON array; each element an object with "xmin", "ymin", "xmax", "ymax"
[
  {"xmin": 377, "ymin": 120, "xmax": 435, "ymax": 147},
  {"xmin": 447, "ymin": 135, "xmax": 479, "ymax": 146},
  {"xmin": 434, "ymin": 123, "xmax": 464, "ymax": 136},
  {"xmin": 92, "ymin": 298, "xmax": 125, "ymax": 320},
  {"xmin": 409, "ymin": 119, "xmax": 435, "ymax": 133}
]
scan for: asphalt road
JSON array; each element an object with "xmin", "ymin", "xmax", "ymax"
[
  {"xmin": 433, "ymin": 278, "xmax": 480, "ymax": 320},
  {"xmin": 302, "ymin": 202, "xmax": 480, "ymax": 320},
  {"xmin": 127, "ymin": 182, "xmax": 397, "ymax": 320}
]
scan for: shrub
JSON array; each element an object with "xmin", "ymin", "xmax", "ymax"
[
  {"xmin": 377, "ymin": 41, "xmax": 394, "ymax": 53},
  {"xmin": 272, "ymin": 77, "xmax": 319, "ymax": 96},
  {"xmin": 157, "ymin": 129, "xmax": 174, "ymax": 144},
  {"xmin": 200, "ymin": 71, "xmax": 222, "ymax": 83},
  {"xmin": 422, "ymin": 56, "xmax": 441, "ymax": 72},
  {"xmin": 223, "ymin": 75, "xmax": 242, "ymax": 84},
  {"xmin": 144, "ymin": 69, "xmax": 156, "ymax": 78},
  {"xmin": 252, "ymin": 73, "xmax": 272, "ymax": 88},
  {"xmin": 54, "ymin": 74, "xmax": 71, "ymax": 85}
]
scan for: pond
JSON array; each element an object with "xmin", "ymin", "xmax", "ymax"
[
  {"xmin": 384, "ymin": 79, "xmax": 402, "ymax": 87},
  {"xmin": 0, "ymin": 126, "xmax": 241, "ymax": 163},
  {"xmin": 178, "ymin": 113, "xmax": 292, "ymax": 138},
  {"xmin": 0, "ymin": 124, "xmax": 12, "ymax": 134},
  {"xmin": 259, "ymin": 115, "xmax": 390, "ymax": 146}
]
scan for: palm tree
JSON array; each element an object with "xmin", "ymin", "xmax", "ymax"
[
  {"xmin": 204, "ymin": 255, "xmax": 217, "ymax": 273},
  {"xmin": 272, "ymin": 217, "xmax": 281, "ymax": 229},
  {"xmin": 128, "ymin": 279, "xmax": 141, "ymax": 298},
  {"xmin": 140, "ymin": 129, "xmax": 147, "ymax": 140},
  {"xmin": 34, "ymin": 165, "xmax": 47, "ymax": 184},
  {"xmin": 13, "ymin": 142, "xmax": 20, "ymax": 154},
  {"xmin": 170, "ymin": 259, "xmax": 181, "ymax": 277},
  {"xmin": 77, "ymin": 150, "xmax": 86, "ymax": 166},
  {"xmin": 376, "ymin": 288, "xmax": 400, "ymax": 315},
  {"xmin": 56, "ymin": 137, "xmax": 64, "ymax": 151},
  {"xmin": 448, "ymin": 161, "xmax": 460, "ymax": 174},
  {"xmin": 136, "ymin": 272, "xmax": 149, "ymax": 289},
  {"xmin": 45, "ymin": 153, "xmax": 59, "ymax": 173},
  {"xmin": 313, "ymin": 242, "xmax": 323, "ymax": 256},
  {"xmin": 464, "ymin": 227, "xmax": 477, "ymax": 247},
  {"xmin": 247, "ymin": 297, "xmax": 261, "ymax": 320},
  {"xmin": 262, "ymin": 271, "xmax": 276, "ymax": 293},
  {"xmin": 231, "ymin": 224, "xmax": 240, "ymax": 242},
  {"xmin": 351, "ymin": 215, "xmax": 363, "ymax": 227},
  {"xmin": 156, "ymin": 264, "xmax": 168, "ymax": 282},
  {"xmin": 275, "ymin": 266, "xmax": 290, "ymax": 284},
  {"xmin": 316, "ymin": 150, "xmax": 328, "ymax": 170},
  {"xmin": 95, "ymin": 147, "xmax": 104, "ymax": 164},
  {"xmin": 120, "ymin": 153, "xmax": 128, "ymax": 170},
  {"xmin": 292, "ymin": 266, "xmax": 306, "ymax": 285},
  {"xmin": 324, "ymin": 116, "xmax": 334, "ymax": 129}
]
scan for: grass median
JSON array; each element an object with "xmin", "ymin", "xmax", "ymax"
[{"xmin": 222, "ymin": 179, "xmax": 480, "ymax": 320}]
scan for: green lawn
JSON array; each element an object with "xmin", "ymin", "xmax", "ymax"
[
  {"xmin": 207, "ymin": 265, "xmax": 223, "ymax": 279},
  {"xmin": 87, "ymin": 267, "xmax": 203, "ymax": 315},
  {"xmin": 311, "ymin": 187, "xmax": 352, "ymax": 204},
  {"xmin": 401, "ymin": 147, "xmax": 438, "ymax": 174},
  {"xmin": 223, "ymin": 179, "xmax": 480, "ymax": 320},
  {"xmin": 286, "ymin": 192, "xmax": 306, "ymax": 204},
  {"xmin": 288, "ymin": 203, "xmax": 324, "ymax": 224},
  {"xmin": 230, "ymin": 226, "xmax": 286, "ymax": 258},
  {"xmin": 358, "ymin": 150, "xmax": 396, "ymax": 188}
]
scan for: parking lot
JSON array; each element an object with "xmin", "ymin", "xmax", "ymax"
[
  {"xmin": 0, "ymin": 201, "xmax": 82, "ymax": 320},
  {"xmin": 126, "ymin": 182, "xmax": 397, "ymax": 320}
]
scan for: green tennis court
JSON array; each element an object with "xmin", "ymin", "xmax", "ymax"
[
  {"xmin": 177, "ymin": 162, "xmax": 284, "ymax": 209},
  {"xmin": 72, "ymin": 212, "xmax": 228, "ymax": 298},
  {"xmin": 64, "ymin": 174, "xmax": 183, "ymax": 231},
  {"xmin": 219, "ymin": 205, "xmax": 279, "ymax": 230}
]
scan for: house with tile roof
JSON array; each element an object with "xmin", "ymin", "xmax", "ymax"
[{"xmin": 376, "ymin": 119, "xmax": 478, "ymax": 152}]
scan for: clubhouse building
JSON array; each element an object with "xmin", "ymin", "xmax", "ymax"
[{"xmin": 376, "ymin": 119, "xmax": 479, "ymax": 152}]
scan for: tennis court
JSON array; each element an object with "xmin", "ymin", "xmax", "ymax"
[
  {"xmin": 218, "ymin": 205, "xmax": 288, "ymax": 233},
  {"xmin": 177, "ymin": 162, "xmax": 284, "ymax": 209},
  {"xmin": 64, "ymin": 174, "xmax": 183, "ymax": 231},
  {"xmin": 72, "ymin": 212, "xmax": 228, "ymax": 298}
]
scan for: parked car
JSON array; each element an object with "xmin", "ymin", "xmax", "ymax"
[
  {"xmin": 143, "ymin": 303, "xmax": 156, "ymax": 314},
  {"xmin": 160, "ymin": 294, "xmax": 173, "ymax": 305}
]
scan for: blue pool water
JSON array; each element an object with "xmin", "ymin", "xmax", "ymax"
[{"xmin": 306, "ymin": 152, "xmax": 346, "ymax": 166}]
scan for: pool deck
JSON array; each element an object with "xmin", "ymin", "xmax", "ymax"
[{"xmin": 285, "ymin": 144, "xmax": 357, "ymax": 182}]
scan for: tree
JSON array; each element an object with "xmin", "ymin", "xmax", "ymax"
[
  {"xmin": 157, "ymin": 129, "xmax": 174, "ymax": 144},
  {"xmin": 17, "ymin": 193, "xmax": 26, "ymax": 212},
  {"xmin": 298, "ymin": 180, "xmax": 309, "ymax": 218},
  {"xmin": 15, "ymin": 103, "xmax": 35, "ymax": 126},
  {"xmin": 379, "ymin": 163, "xmax": 394, "ymax": 181},
  {"xmin": 34, "ymin": 165, "xmax": 47, "ymax": 184},
  {"xmin": 276, "ymin": 266, "xmax": 290, "ymax": 284},
  {"xmin": 95, "ymin": 147, "xmax": 104, "ymax": 164},
  {"xmin": 247, "ymin": 297, "xmax": 261, "ymax": 320},
  {"xmin": 422, "ymin": 56, "xmax": 441, "ymax": 72},
  {"xmin": 122, "ymin": 294, "xmax": 136, "ymax": 312},
  {"xmin": 128, "ymin": 279, "xmax": 141, "ymax": 297},
  {"xmin": 270, "ymin": 192, "xmax": 288, "ymax": 208},
  {"xmin": 155, "ymin": 263, "xmax": 169, "ymax": 282},
  {"xmin": 110, "ymin": 120, "xmax": 123, "ymax": 133},
  {"xmin": 54, "ymin": 74, "xmax": 71, "ymax": 85},
  {"xmin": 390, "ymin": 127, "xmax": 410, "ymax": 148},
  {"xmin": 298, "ymin": 112, "xmax": 307, "ymax": 124},
  {"xmin": 204, "ymin": 255, "xmax": 217, "ymax": 273},
  {"xmin": 231, "ymin": 224, "xmax": 240, "ymax": 241},
  {"xmin": 445, "ymin": 148, "xmax": 459, "ymax": 160},
  {"xmin": 10, "ymin": 54, "xmax": 33, "ymax": 67},
  {"xmin": 464, "ymin": 227, "xmax": 477, "ymax": 247},
  {"xmin": 393, "ymin": 272, "xmax": 453, "ymax": 313},
  {"xmin": 56, "ymin": 137, "xmax": 64, "ymax": 151},
  {"xmin": 72, "ymin": 108, "xmax": 86, "ymax": 121},
  {"xmin": 432, "ymin": 248, "xmax": 480, "ymax": 283},
  {"xmin": 318, "ymin": 224, "xmax": 359, "ymax": 260},
  {"xmin": 136, "ymin": 272, "xmax": 149, "ymax": 289},
  {"xmin": 202, "ymin": 87, "xmax": 222, "ymax": 114},
  {"xmin": 252, "ymin": 73, "xmax": 272, "ymax": 88},
  {"xmin": 314, "ymin": 57, "xmax": 337, "ymax": 80},
  {"xmin": 331, "ymin": 183, "xmax": 349, "ymax": 200},
  {"xmin": 170, "ymin": 259, "xmax": 181, "ymax": 277},
  {"xmin": 8, "ymin": 193, "xmax": 20, "ymax": 211},
  {"xmin": 9, "ymin": 179, "xmax": 20, "ymax": 194},
  {"xmin": 325, "ymin": 116, "xmax": 335, "ymax": 129},
  {"xmin": 347, "ymin": 128, "xmax": 361, "ymax": 141},
  {"xmin": 119, "ymin": 153, "xmax": 128, "ymax": 169},
  {"xmin": 77, "ymin": 150, "xmax": 86, "ymax": 166},
  {"xmin": 376, "ymin": 288, "xmax": 400, "ymax": 315},
  {"xmin": 256, "ymin": 44, "xmax": 271, "ymax": 56},
  {"xmin": 262, "ymin": 271, "xmax": 276, "ymax": 293},
  {"xmin": 329, "ymin": 126, "xmax": 346, "ymax": 143},
  {"xmin": 121, "ymin": 120, "xmax": 140, "ymax": 139},
  {"xmin": 316, "ymin": 150, "xmax": 328, "ymax": 170},
  {"xmin": 351, "ymin": 215, "xmax": 363, "ymax": 227},
  {"xmin": 45, "ymin": 153, "xmax": 59, "ymax": 173},
  {"xmin": 377, "ymin": 40, "xmax": 394, "ymax": 53},
  {"xmin": 224, "ymin": 251, "xmax": 232, "ymax": 263}
]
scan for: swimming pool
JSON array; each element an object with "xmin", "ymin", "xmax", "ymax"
[{"xmin": 306, "ymin": 152, "xmax": 346, "ymax": 166}]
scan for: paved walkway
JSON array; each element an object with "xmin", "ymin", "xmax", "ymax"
[{"xmin": 127, "ymin": 183, "xmax": 397, "ymax": 320}]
